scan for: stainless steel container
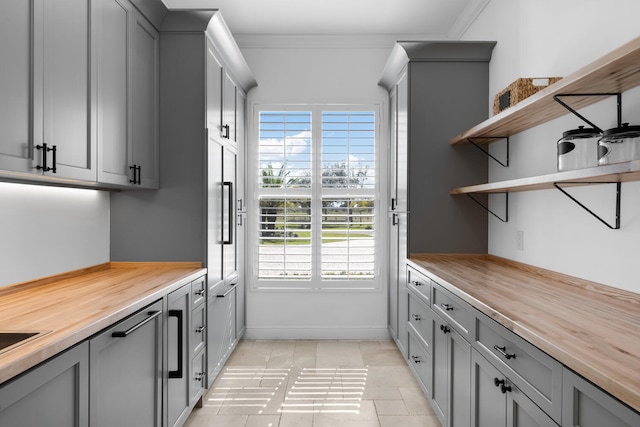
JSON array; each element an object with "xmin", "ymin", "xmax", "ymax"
[
  {"xmin": 598, "ymin": 123, "xmax": 640, "ymax": 165},
  {"xmin": 557, "ymin": 126, "xmax": 600, "ymax": 171}
]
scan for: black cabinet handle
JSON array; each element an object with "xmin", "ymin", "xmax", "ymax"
[
  {"xmin": 412, "ymin": 280, "xmax": 423, "ymax": 286},
  {"xmin": 440, "ymin": 324, "xmax": 450, "ymax": 334},
  {"xmin": 36, "ymin": 144, "xmax": 57, "ymax": 173},
  {"xmin": 112, "ymin": 310, "xmax": 161, "ymax": 338},
  {"xmin": 217, "ymin": 284, "xmax": 236, "ymax": 298},
  {"xmin": 223, "ymin": 181, "xmax": 233, "ymax": 244},
  {"xmin": 129, "ymin": 165, "xmax": 142, "ymax": 184},
  {"xmin": 411, "ymin": 355, "xmax": 421, "ymax": 364},
  {"xmin": 391, "ymin": 198, "xmax": 396, "ymax": 210},
  {"xmin": 222, "ymin": 124, "xmax": 230, "ymax": 139},
  {"xmin": 196, "ymin": 325, "xmax": 206, "ymax": 333},
  {"xmin": 392, "ymin": 213, "xmax": 398, "ymax": 226},
  {"xmin": 493, "ymin": 345, "xmax": 516, "ymax": 360},
  {"xmin": 51, "ymin": 145, "xmax": 57, "ymax": 173},
  {"xmin": 494, "ymin": 378, "xmax": 511, "ymax": 394},
  {"xmin": 411, "ymin": 314, "xmax": 421, "ymax": 321},
  {"xmin": 169, "ymin": 309, "xmax": 184, "ymax": 379},
  {"xmin": 195, "ymin": 289, "xmax": 206, "ymax": 296},
  {"xmin": 440, "ymin": 303, "xmax": 454, "ymax": 311}
]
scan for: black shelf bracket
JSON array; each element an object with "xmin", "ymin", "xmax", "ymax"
[
  {"xmin": 553, "ymin": 93, "xmax": 622, "ymax": 131},
  {"xmin": 553, "ymin": 182, "xmax": 621, "ymax": 230},
  {"xmin": 468, "ymin": 136, "xmax": 510, "ymax": 167},
  {"xmin": 466, "ymin": 192, "xmax": 508, "ymax": 223}
]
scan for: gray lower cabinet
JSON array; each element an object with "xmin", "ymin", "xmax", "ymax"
[
  {"xmin": 166, "ymin": 283, "xmax": 192, "ymax": 427},
  {"xmin": 431, "ymin": 311, "xmax": 472, "ymax": 427},
  {"xmin": 471, "ymin": 349, "xmax": 557, "ymax": 427},
  {"xmin": 0, "ymin": 342, "xmax": 89, "ymax": 427},
  {"xmin": 563, "ymin": 368, "xmax": 640, "ymax": 427},
  {"xmin": 207, "ymin": 281, "xmax": 237, "ymax": 387},
  {"xmin": 89, "ymin": 300, "xmax": 163, "ymax": 427}
]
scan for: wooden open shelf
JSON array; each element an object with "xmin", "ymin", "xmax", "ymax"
[
  {"xmin": 450, "ymin": 36, "xmax": 640, "ymax": 146},
  {"xmin": 451, "ymin": 160, "xmax": 640, "ymax": 194}
]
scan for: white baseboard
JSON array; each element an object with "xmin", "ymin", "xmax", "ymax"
[{"xmin": 243, "ymin": 326, "xmax": 391, "ymax": 340}]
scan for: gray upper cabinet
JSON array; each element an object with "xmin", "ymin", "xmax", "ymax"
[
  {"xmin": 97, "ymin": 0, "xmax": 159, "ymax": 188},
  {"xmin": 0, "ymin": 0, "xmax": 95, "ymax": 181},
  {"xmin": 0, "ymin": 342, "xmax": 89, "ymax": 427}
]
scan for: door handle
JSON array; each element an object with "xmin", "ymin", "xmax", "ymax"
[
  {"xmin": 223, "ymin": 181, "xmax": 233, "ymax": 244},
  {"xmin": 168, "ymin": 310, "xmax": 184, "ymax": 379}
]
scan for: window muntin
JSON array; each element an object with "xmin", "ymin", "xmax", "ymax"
[{"xmin": 254, "ymin": 107, "xmax": 379, "ymax": 289}]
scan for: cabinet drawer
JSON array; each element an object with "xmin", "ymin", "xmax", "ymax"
[
  {"xmin": 191, "ymin": 303, "xmax": 206, "ymax": 355},
  {"xmin": 475, "ymin": 314, "xmax": 563, "ymax": 423},
  {"xmin": 408, "ymin": 291, "xmax": 432, "ymax": 353},
  {"xmin": 191, "ymin": 276, "xmax": 206, "ymax": 309},
  {"xmin": 407, "ymin": 266, "xmax": 430, "ymax": 304},
  {"xmin": 431, "ymin": 283, "xmax": 474, "ymax": 338},
  {"xmin": 408, "ymin": 329, "xmax": 432, "ymax": 398}
]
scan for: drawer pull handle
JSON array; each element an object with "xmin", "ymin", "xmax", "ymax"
[
  {"xmin": 494, "ymin": 378, "xmax": 512, "ymax": 394},
  {"xmin": 195, "ymin": 289, "xmax": 206, "ymax": 296},
  {"xmin": 494, "ymin": 345, "xmax": 516, "ymax": 360},
  {"xmin": 196, "ymin": 325, "xmax": 206, "ymax": 333},
  {"xmin": 440, "ymin": 324, "xmax": 450, "ymax": 334},
  {"xmin": 411, "ymin": 355, "xmax": 421, "ymax": 364},
  {"xmin": 411, "ymin": 314, "xmax": 422, "ymax": 321},
  {"xmin": 440, "ymin": 303, "xmax": 454, "ymax": 311},
  {"xmin": 195, "ymin": 372, "xmax": 204, "ymax": 382},
  {"xmin": 412, "ymin": 281, "xmax": 423, "ymax": 286},
  {"xmin": 112, "ymin": 310, "xmax": 161, "ymax": 338}
]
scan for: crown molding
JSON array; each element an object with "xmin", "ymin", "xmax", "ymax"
[{"xmin": 234, "ymin": 34, "xmax": 450, "ymax": 50}]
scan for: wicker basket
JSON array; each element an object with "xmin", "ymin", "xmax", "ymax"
[{"xmin": 493, "ymin": 77, "xmax": 562, "ymax": 115}]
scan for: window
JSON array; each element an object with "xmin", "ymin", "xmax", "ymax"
[{"xmin": 250, "ymin": 106, "xmax": 380, "ymax": 290}]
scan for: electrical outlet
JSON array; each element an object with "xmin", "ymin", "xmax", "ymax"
[{"xmin": 516, "ymin": 230, "xmax": 524, "ymax": 251}]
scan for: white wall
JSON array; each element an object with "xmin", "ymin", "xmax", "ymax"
[
  {"xmin": 241, "ymin": 40, "xmax": 392, "ymax": 339},
  {"xmin": 0, "ymin": 182, "xmax": 110, "ymax": 287},
  {"xmin": 462, "ymin": 0, "xmax": 640, "ymax": 294}
]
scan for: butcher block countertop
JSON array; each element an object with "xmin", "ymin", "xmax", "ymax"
[
  {"xmin": 0, "ymin": 262, "xmax": 206, "ymax": 385},
  {"xmin": 408, "ymin": 253, "xmax": 640, "ymax": 413}
]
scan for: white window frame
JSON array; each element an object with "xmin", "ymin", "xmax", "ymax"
[{"xmin": 247, "ymin": 104, "xmax": 384, "ymax": 291}]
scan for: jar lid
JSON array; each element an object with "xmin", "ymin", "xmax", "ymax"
[
  {"xmin": 600, "ymin": 123, "xmax": 640, "ymax": 141},
  {"xmin": 560, "ymin": 126, "xmax": 601, "ymax": 140}
]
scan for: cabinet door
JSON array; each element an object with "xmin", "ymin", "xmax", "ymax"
[
  {"xmin": 432, "ymin": 312, "xmax": 472, "ymax": 427},
  {"xmin": 0, "ymin": 0, "xmax": 32, "ymax": 173},
  {"xmin": 131, "ymin": 12, "xmax": 159, "ymax": 188},
  {"xmin": 472, "ymin": 348, "xmax": 507, "ymax": 427},
  {"xmin": 222, "ymin": 72, "xmax": 237, "ymax": 144},
  {"xmin": 207, "ymin": 284, "xmax": 236, "ymax": 387},
  {"xmin": 167, "ymin": 284, "xmax": 191, "ymax": 427},
  {"xmin": 0, "ymin": 342, "xmax": 89, "ymax": 427},
  {"xmin": 206, "ymin": 40, "xmax": 223, "ymax": 140},
  {"xmin": 0, "ymin": 0, "xmax": 94, "ymax": 180},
  {"xmin": 207, "ymin": 138, "xmax": 224, "ymax": 286},
  {"xmin": 432, "ymin": 313, "xmax": 449, "ymax": 424},
  {"xmin": 90, "ymin": 300, "xmax": 163, "ymax": 427},
  {"xmin": 96, "ymin": 0, "xmax": 131, "ymax": 185},
  {"xmin": 38, "ymin": 0, "xmax": 94, "ymax": 181},
  {"xmin": 223, "ymin": 145, "xmax": 238, "ymax": 280},
  {"xmin": 563, "ymin": 368, "xmax": 640, "ymax": 427},
  {"xmin": 395, "ymin": 69, "xmax": 408, "ymax": 212},
  {"xmin": 388, "ymin": 212, "xmax": 399, "ymax": 340}
]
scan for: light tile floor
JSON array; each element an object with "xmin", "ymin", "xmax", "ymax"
[{"xmin": 184, "ymin": 340, "xmax": 440, "ymax": 427}]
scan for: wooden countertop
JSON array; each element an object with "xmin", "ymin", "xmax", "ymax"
[
  {"xmin": 408, "ymin": 254, "xmax": 640, "ymax": 413},
  {"xmin": 0, "ymin": 262, "xmax": 206, "ymax": 385}
]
